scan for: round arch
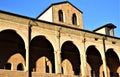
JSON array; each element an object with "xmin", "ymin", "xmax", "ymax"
[
  {"xmin": 0, "ymin": 29, "xmax": 26, "ymax": 69},
  {"xmin": 31, "ymin": 34, "xmax": 56, "ymax": 51},
  {"xmin": 105, "ymin": 48, "xmax": 120, "ymax": 77},
  {"xmin": 85, "ymin": 44, "xmax": 103, "ymax": 57},
  {"xmin": 86, "ymin": 45, "xmax": 103, "ymax": 77},
  {"xmin": 106, "ymin": 48, "xmax": 120, "ymax": 61},
  {"xmin": 58, "ymin": 10, "xmax": 64, "ymax": 22},
  {"xmin": 7, "ymin": 53, "xmax": 25, "ymax": 71},
  {"xmin": 29, "ymin": 35, "xmax": 55, "ymax": 73},
  {"xmin": 61, "ymin": 41, "xmax": 81, "ymax": 75},
  {"xmin": 72, "ymin": 13, "xmax": 78, "ymax": 25},
  {"xmin": 17, "ymin": 63, "xmax": 24, "ymax": 71},
  {"xmin": 0, "ymin": 28, "xmax": 27, "ymax": 48},
  {"xmin": 60, "ymin": 39, "xmax": 82, "ymax": 54}
]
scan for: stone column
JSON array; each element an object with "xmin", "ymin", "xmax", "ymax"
[
  {"xmin": 54, "ymin": 27, "xmax": 62, "ymax": 74},
  {"xmin": 24, "ymin": 35, "xmax": 29, "ymax": 77},
  {"xmin": 25, "ymin": 47, "xmax": 29, "ymax": 72},
  {"xmin": 80, "ymin": 37, "xmax": 88, "ymax": 77},
  {"xmin": 102, "ymin": 57, "xmax": 108, "ymax": 77},
  {"xmin": 54, "ymin": 51, "xmax": 61, "ymax": 74},
  {"xmin": 80, "ymin": 54, "xmax": 86, "ymax": 76},
  {"xmin": 25, "ymin": 23, "xmax": 30, "ymax": 72}
]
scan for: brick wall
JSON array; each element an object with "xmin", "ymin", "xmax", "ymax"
[{"xmin": 0, "ymin": 70, "xmax": 28, "ymax": 77}]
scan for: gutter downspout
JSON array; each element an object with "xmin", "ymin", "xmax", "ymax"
[{"xmin": 28, "ymin": 20, "xmax": 32, "ymax": 77}]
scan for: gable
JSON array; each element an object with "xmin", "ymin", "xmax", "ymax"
[
  {"xmin": 36, "ymin": 1, "xmax": 83, "ymax": 19},
  {"xmin": 37, "ymin": 1, "xmax": 84, "ymax": 29}
]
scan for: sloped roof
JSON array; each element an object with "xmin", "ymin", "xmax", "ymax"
[
  {"xmin": 1, "ymin": 10, "xmax": 120, "ymax": 40},
  {"xmin": 36, "ymin": 1, "xmax": 83, "ymax": 19},
  {"xmin": 93, "ymin": 23, "xmax": 116, "ymax": 32}
]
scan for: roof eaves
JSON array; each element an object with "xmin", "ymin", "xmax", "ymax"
[
  {"xmin": 1, "ymin": 10, "xmax": 119, "ymax": 40},
  {"xmin": 51, "ymin": 1, "xmax": 83, "ymax": 13},
  {"xmin": 35, "ymin": 19, "xmax": 120, "ymax": 40},
  {"xmin": 0, "ymin": 10, "xmax": 34, "ymax": 19},
  {"xmin": 93, "ymin": 23, "xmax": 116, "ymax": 32}
]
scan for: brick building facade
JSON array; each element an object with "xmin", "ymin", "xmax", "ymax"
[{"xmin": 0, "ymin": 1, "xmax": 120, "ymax": 77}]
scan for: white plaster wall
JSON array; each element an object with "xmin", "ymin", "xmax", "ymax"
[
  {"xmin": 38, "ymin": 7, "xmax": 53, "ymax": 22},
  {"xmin": 95, "ymin": 28, "xmax": 106, "ymax": 35}
]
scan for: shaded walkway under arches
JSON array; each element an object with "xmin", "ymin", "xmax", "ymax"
[
  {"xmin": 86, "ymin": 45, "xmax": 102, "ymax": 77},
  {"xmin": 29, "ymin": 35, "xmax": 55, "ymax": 73},
  {"xmin": 61, "ymin": 41, "xmax": 80, "ymax": 75},
  {"xmin": 0, "ymin": 29, "xmax": 26, "ymax": 69},
  {"xmin": 106, "ymin": 49, "xmax": 120, "ymax": 77}
]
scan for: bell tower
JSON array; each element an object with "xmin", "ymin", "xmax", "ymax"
[{"xmin": 37, "ymin": 1, "xmax": 84, "ymax": 29}]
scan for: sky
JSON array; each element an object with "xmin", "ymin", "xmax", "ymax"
[{"xmin": 0, "ymin": 0, "xmax": 120, "ymax": 37}]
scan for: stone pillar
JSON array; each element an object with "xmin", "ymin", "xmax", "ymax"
[
  {"xmin": 54, "ymin": 51, "xmax": 61, "ymax": 74},
  {"xmin": 81, "ymin": 55, "xmax": 88, "ymax": 77},
  {"xmin": 25, "ymin": 23, "xmax": 30, "ymax": 72},
  {"xmin": 25, "ymin": 47, "xmax": 29, "ymax": 72},
  {"xmin": 25, "ymin": 40, "xmax": 29, "ymax": 77},
  {"xmin": 80, "ymin": 38, "xmax": 88, "ymax": 77},
  {"xmin": 80, "ymin": 55, "xmax": 85, "ymax": 76},
  {"xmin": 54, "ymin": 27, "xmax": 62, "ymax": 74},
  {"xmin": 102, "ymin": 57, "xmax": 108, "ymax": 77}
]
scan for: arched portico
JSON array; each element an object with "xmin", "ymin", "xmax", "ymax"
[
  {"xmin": 0, "ymin": 29, "xmax": 26, "ymax": 70},
  {"xmin": 105, "ymin": 49, "xmax": 120, "ymax": 77},
  {"xmin": 86, "ymin": 45, "xmax": 103, "ymax": 77},
  {"xmin": 61, "ymin": 41, "xmax": 81, "ymax": 75},
  {"xmin": 29, "ymin": 35, "xmax": 55, "ymax": 73}
]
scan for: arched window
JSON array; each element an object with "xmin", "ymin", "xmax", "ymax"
[
  {"xmin": 5, "ymin": 63, "xmax": 11, "ymax": 70},
  {"xmin": 17, "ymin": 63, "xmax": 24, "ymax": 71},
  {"xmin": 58, "ymin": 10, "xmax": 64, "ymax": 22},
  {"xmin": 72, "ymin": 13, "xmax": 77, "ymax": 25}
]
